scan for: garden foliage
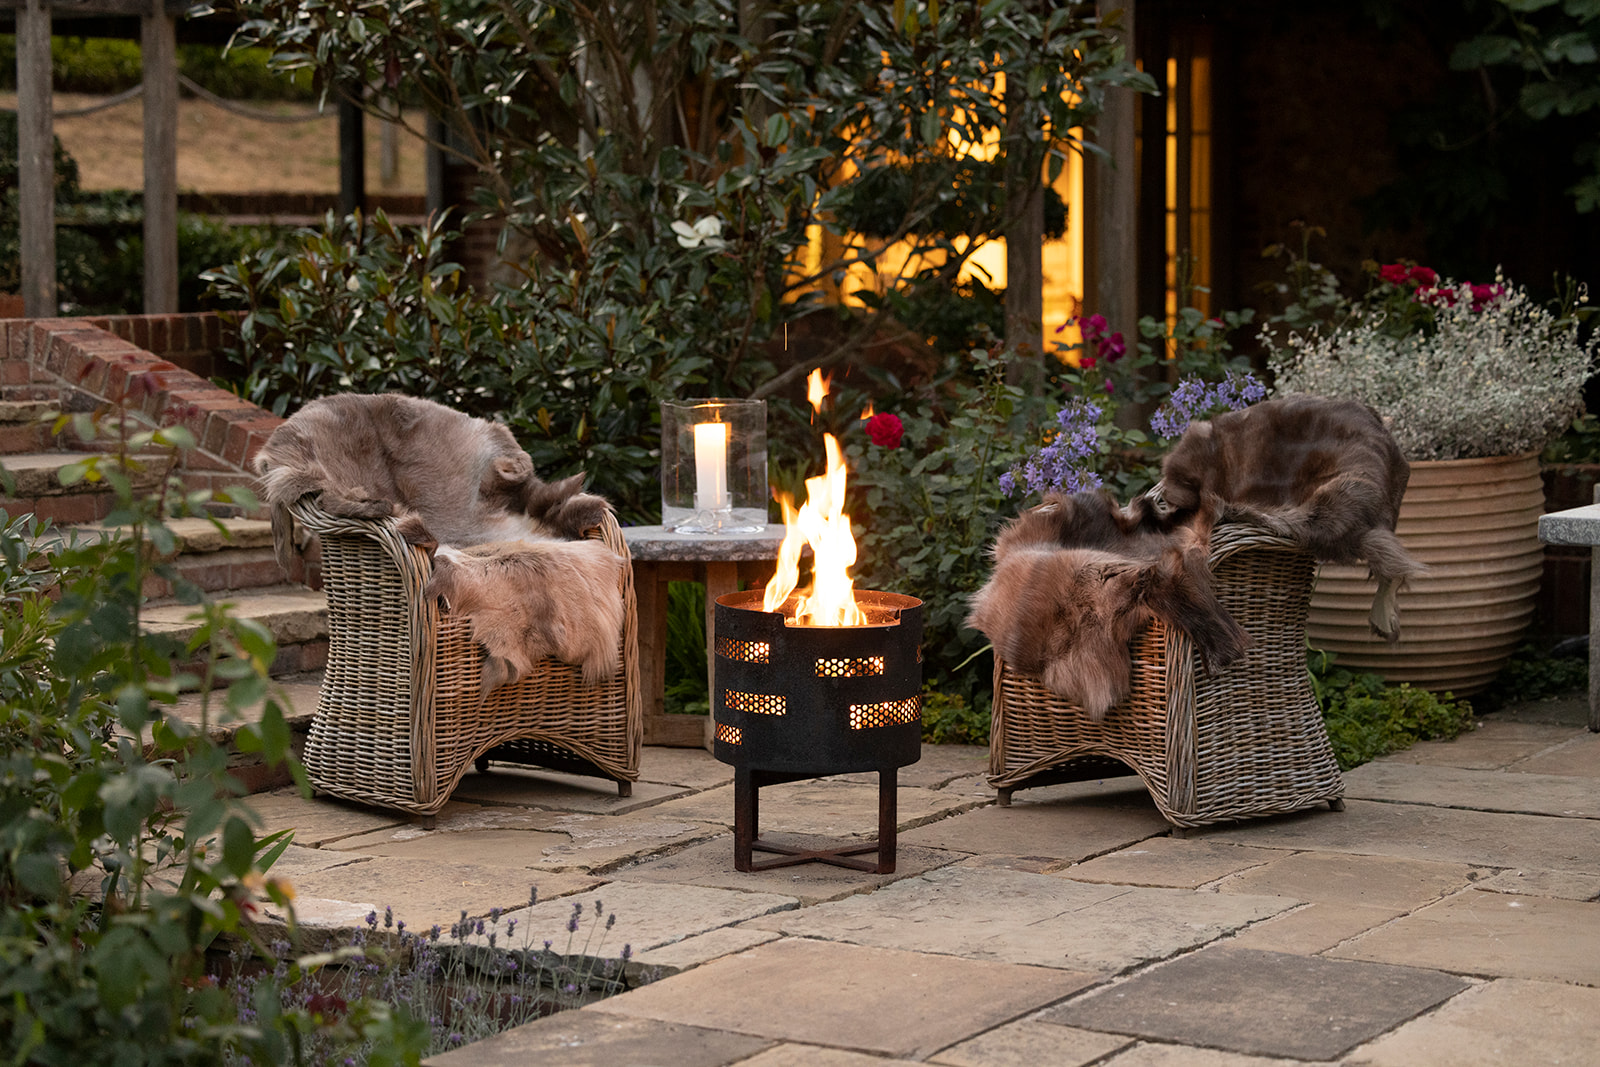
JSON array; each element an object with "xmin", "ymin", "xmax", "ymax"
[{"xmin": 1308, "ymin": 650, "xmax": 1476, "ymax": 770}]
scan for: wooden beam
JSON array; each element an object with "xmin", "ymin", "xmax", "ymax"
[
  {"xmin": 16, "ymin": 0, "xmax": 56, "ymax": 317},
  {"xmin": 1090, "ymin": 0, "xmax": 1138, "ymax": 348},
  {"xmin": 338, "ymin": 87, "xmax": 367, "ymax": 216},
  {"xmin": 141, "ymin": 1, "xmax": 178, "ymax": 313}
]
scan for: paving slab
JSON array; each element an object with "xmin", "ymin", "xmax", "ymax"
[
  {"xmin": 481, "ymin": 881, "xmax": 798, "ymax": 962},
  {"xmin": 421, "ymin": 1011, "xmax": 773, "ymax": 1067},
  {"xmin": 898, "ymin": 783, "xmax": 1170, "ymax": 862},
  {"xmin": 1376, "ymin": 720, "xmax": 1577, "ymax": 769},
  {"xmin": 647, "ymin": 777, "xmax": 988, "ymax": 836},
  {"xmin": 1223, "ymin": 902, "xmax": 1404, "ymax": 955},
  {"xmin": 1043, "ymin": 946, "xmax": 1468, "ymax": 1061},
  {"xmin": 531, "ymin": 812, "xmax": 725, "ymax": 873},
  {"xmin": 327, "ymin": 803, "xmax": 564, "ymax": 846},
  {"xmin": 1213, "ymin": 850, "xmax": 1479, "ymax": 910},
  {"xmin": 1473, "ymin": 867, "xmax": 1600, "ymax": 901},
  {"xmin": 1329, "ymin": 888, "xmax": 1600, "ymax": 985},
  {"xmin": 638, "ymin": 745, "xmax": 736, "ymax": 791},
  {"xmin": 610, "ymin": 833, "xmax": 962, "ymax": 905},
  {"xmin": 1343, "ymin": 761, "xmax": 1600, "ymax": 818},
  {"xmin": 1202, "ymin": 799, "xmax": 1600, "ymax": 874},
  {"xmin": 331, "ymin": 827, "xmax": 575, "ymax": 866},
  {"xmin": 927, "ymin": 1019, "xmax": 1132, "ymax": 1067},
  {"xmin": 267, "ymin": 856, "xmax": 601, "ymax": 931},
  {"xmin": 727, "ymin": 1045, "xmax": 924, "ymax": 1066},
  {"xmin": 1347, "ymin": 977, "xmax": 1600, "ymax": 1067},
  {"xmin": 1099, "ymin": 1046, "xmax": 1335, "ymax": 1066},
  {"xmin": 590, "ymin": 936, "xmax": 1097, "ymax": 1060},
  {"xmin": 827, "ymin": 744, "xmax": 991, "ymax": 790},
  {"xmin": 1062, "ymin": 838, "xmax": 1280, "ymax": 889},
  {"xmin": 1507, "ymin": 729, "xmax": 1600, "ymax": 777},
  {"xmin": 628, "ymin": 925, "xmax": 783, "ymax": 979},
  {"xmin": 243, "ymin": 788, "xmax": 410, "ymax": 846},
  {"xmin": 742, "ymin": 865, "xmax": 1293, "ymax": 972},
  {"xmin": 451, "ymin": 766, "xmax": 690, "ymax": 814}
]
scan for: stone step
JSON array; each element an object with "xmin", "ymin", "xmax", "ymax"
[
  {"xmin": 0, "ymin": 400, "xmax": 59, "ymax": 454},
  {"xmin": 142, "ymin": 584, "xmax": 329, "ymax": 679},
  {"xmin": 1, "ymin": 450, "xmax": 173, "ymax": 525},
  {"xmin": 158, "ymin": 670, "xmax": 323, "ymax": 794}
]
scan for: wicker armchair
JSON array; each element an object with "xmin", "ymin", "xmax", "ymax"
[
  {"xmin": 290, "ymin": 497, "xmax": 641, "ymax": 818},
  {"xmin": 988, "ymin": 523, "xmax": 1344, "ymax": 832}
]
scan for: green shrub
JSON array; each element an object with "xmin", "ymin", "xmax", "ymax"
[
  {"xmin": 0, "ymin": 36, "xmax": 314, "ymax": 100},
  {"xmin": 921, "ymin": 690, "xmax": 989, "ymax": 746},
  {"xmin": 1474, "ymin": 642, "xmax": 1589, "ymax": 711},
  {"xmin": 663, "ymin": 582, "xmax": 710, "ymax": 716},
  {"xmin": 1309, "ymin": 650, "xmax": 1476, "ymax": 769}
]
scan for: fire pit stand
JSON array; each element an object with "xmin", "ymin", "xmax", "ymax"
[{"xmin": 712, "ymin": 589, "xmax": 923, "ymax": 873}]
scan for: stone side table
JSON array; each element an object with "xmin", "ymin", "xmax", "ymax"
[
  {"xmin": 622, "ymin": 525, "xmax": 790, "ymax": 748},
  {"xmin": 1537, "ymin": 492, "xmax": 1600, "ymax": 732}
]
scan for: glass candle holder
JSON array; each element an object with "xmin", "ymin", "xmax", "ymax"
[{"xmin": 661, "ymin": 398, "xmax": 768, "ymax": 534}]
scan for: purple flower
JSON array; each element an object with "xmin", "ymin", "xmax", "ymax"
[
  {"xmin": 1002, "ymin": 399, "xmax": 1105, "ymax": 498},
  {"xmin": 1151, "ymin": 370, "xmax": 1266, "ymax": 439}
]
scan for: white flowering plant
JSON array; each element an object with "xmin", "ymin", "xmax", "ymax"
[{"xmin": 1266, "ymin": 268, "xmax": 1597, "ymax": 462}]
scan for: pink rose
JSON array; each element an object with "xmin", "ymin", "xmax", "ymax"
[
  {"xmin": 1100, "ymin": 332, "xmax": 1127, "ymax": 362},
  {"xmin": 864, "ymin": 412, "xmax": 903, "ymax": 449}
]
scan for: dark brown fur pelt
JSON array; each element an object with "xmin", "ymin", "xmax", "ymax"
[
  {"xmin": 969, "ymin": 491, "xmax": 1250, "ymax": 721},
  {"xmin": 253, "ymin": 393, "xmax": 609, "ymax": 569},
  {"xmin": 425, "ymin": 539, "xmax": 626, "ymax": 694},
  {"xmin": 1137, "ymin": 394, "xmax": 1424, "ymax": 639},
  {"xmin": 967, "ymin": 537, "xmax": 1250, "ymax": 722}
]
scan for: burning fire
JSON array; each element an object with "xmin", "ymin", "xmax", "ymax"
[{"xmin": 763, "ymin": 369, "xmax": 868, "ymax": 626}]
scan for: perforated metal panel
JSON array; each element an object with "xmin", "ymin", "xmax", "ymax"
[
  {"xmin": 716, "ymin": 723, "xmax": 742, "ymax": 745},
  {"xmin": 716, "ymin": 636, "xmax": 771, "ymax": 664},
  {"xmin": 724, "ymin": 690, "xmax": 787, "ymax": 716},
  {"xmin": 814, "ymin": 655, "xmax": 885, "ymax": 678},
  {"xmin": 848, "ymin": 696, "xmax": 922, "ymax": 730}
]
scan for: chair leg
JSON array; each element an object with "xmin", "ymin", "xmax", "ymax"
[
  {"xmin": 474, "ymin": 756, "xmax": 491, "ymax": 774},
  {"xmin": 996, "ymin": 787, "xmax": 1013, "ymax": 807},
  {"xmin": 1329, "ymin": 797, "xmax": 1346, "ymax": 811},
  {"xmin": 617, "ymin": 780, "xmax": 633, "ymax": 798}
]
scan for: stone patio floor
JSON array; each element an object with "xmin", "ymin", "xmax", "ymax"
[{"xmin": 247, "ymin": 695, "xmax": 1600, "ymax": 1066}]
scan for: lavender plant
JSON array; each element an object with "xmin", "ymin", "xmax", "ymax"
[
  {"xmin": 1149, "ymin": 370, "xmax": 1268, "ymax": 440},
  {"xmin": 999, "ymin": 399, "xmax": 1106, "ymax": 497}
]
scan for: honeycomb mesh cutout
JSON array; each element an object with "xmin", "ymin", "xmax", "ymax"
[
  {"xmin": 814, "ymin": 655, "xmax": 886, "ymax": 678},
  {"xmin": 715, "ymin": 636, "xmax": 771, "ymax": 664},
  {"xmin": 716, "ymin": 723, "xmax": 742, "ymax": 745},
  {"xmin": 723, "ymin": 690, "xmax": 787, "ymax": 716},
  {"xmin": 849, "ymin": 695, "xmax": 922, "ymax": 729}
]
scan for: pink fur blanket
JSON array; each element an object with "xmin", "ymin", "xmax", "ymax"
[{"xmin": 254, "ymin": 393, "xmax": 625, "ymax": 694}]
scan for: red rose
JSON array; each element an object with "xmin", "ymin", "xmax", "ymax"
[
  {"xmin": 864, "ymin": 412, "xmax": 903, "ymax": 449},
  {"xmin": 1378, "ymin": 263, "xmax": 1411, "ymax": 286},
  {"xmin": 1407, "ymin": 266, "xmax": 1438, "ymax": 287}
]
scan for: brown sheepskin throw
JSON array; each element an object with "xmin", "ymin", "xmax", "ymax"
[
  {"xmin": 968, "ymin": 490, "xmax": 1249, "ymax": 721},
  {"xmin": 253, "ymin": 393, "xmax": 622, "ymax": 692},
  {"xmin": 426, "ymin": 539, "xmax": 626, "ymax": 695},
  {"xmin": 253, "ymin": 393, "xmax": 609, "ymax": 570},
  {"xmin": 969, "ymin": 395, "xmax": 1421, "ymax": 720}
]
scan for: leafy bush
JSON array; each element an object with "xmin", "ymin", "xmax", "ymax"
[
  {"xmin": 1308, "ymin": 650, "xmax": 1476, "ymax": 769},
  {"xmin": 0, "ymin": 36, "xmax": 315, "ymax": 100},
  {"xmin": 920, "ymin": 690, "xmax": 989, "ymax": 746},
  {"xmin": 1474, "ymin": 642, "xmax": 1589, "ymax": 712}
]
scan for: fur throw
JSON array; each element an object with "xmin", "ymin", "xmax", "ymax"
[
  {"xmin": 253, "ymin": 393, "xmax": 610, "ymax": 570},
  {"xmin": 253, "ymin": 393, "xmax": 623, "ymax": 693},
  {"xmin": 968, "ymin": 490, "xmax": 1250, "ymax": 721},
  {"xmin": 426, "ymin": 539, "xmax": 626, "ymax": 694},
  {"xmin": 969, "ymin": 395, "xmax": 1421, "ymax": 721}
]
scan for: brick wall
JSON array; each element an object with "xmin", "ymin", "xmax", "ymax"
[{"xmin": 0, "ymin": 313, "xmax": 278, "ymax": 505}]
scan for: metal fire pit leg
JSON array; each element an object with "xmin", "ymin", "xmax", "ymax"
[{"xmin": 733, "ymin": 768, "xmax": 898, "ymax": 875}]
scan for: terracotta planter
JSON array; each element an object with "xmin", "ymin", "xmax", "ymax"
[{"xmin": 1305, "ymin": 452, "xmax": 1546, "ymax": 695}]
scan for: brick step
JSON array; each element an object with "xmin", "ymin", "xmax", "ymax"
[
  {"xmin": 141, "ymin": 584, "xmax": 329, "ymax": 679},
  {"xmin": 0, "ymin": 400, "xmax": 59, "ymax": 454},
  {"xmin": 2, "ymin": 450, "xmax": 259, "ymax": 525},
  {"xmin": 62, "ymin": 516, "xmax": 295, "ymax": 596},
  {"xmin": 145, "ymin": 669, "xmax": 322, "ymax": 794}
]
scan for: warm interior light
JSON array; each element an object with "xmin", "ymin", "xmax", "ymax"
[{"xmin": 763, "ymin": 369, "xmax": 867, "ymax": 626}]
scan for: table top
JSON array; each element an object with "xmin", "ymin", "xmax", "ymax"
[
  {"xmin": 623, "ymin": 523, "xmax": 793, "ymax": 562},
  {"xmin": 1539, "ymin": 504, "xmax": 1600, "ymax": 547}
]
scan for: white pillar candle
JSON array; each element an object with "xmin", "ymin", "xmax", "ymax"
[{"xmin": 694, "ymin": 421, "xmax": 730, "ymax": 511}]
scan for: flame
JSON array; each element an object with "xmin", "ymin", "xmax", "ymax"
[
  {"xmin": 860, "ymin": 401, "xmax": 875, "ymax": 419},
  {"xmin": 806, "ymin": 368, "xmax": 829, "ymax": 415},
  {"xmin": 763, "ymin": 371, "xmax": 867, "ymax": 626}
]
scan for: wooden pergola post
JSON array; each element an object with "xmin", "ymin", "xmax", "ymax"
[
  {"xmin": 142, "ymin": 0, "xmax": 178, "ymax": 313},
  {"xmin": 1088, "ymin": 0, "xmax": 1138, "ymax": 344},
  {"xmin": 16, "ymin": 0, "xmax": 56, "ymax": 317}
]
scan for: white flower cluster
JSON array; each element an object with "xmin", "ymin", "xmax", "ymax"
[{"xmin": 1267, "ymin": 278, "xmax": 1596, "ymax": 461}]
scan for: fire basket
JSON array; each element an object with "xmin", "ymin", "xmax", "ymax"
[{"xmin": 712, "ymin": 588, "xmax": 923, "ymax": 873}]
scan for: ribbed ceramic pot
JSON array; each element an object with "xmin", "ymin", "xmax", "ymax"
[{"xmin": 1305, "ymin": 452, "xmax": 1546, "ymax": 695}]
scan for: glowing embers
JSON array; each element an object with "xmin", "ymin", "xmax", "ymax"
[
  {"xmin": 716, "ymin": 723, "xmax": 743, "ymax": 746},
  {"xmin": 815, "ymin": 655, "xmax": 886, "ymax": 678},
  {"xmin": 723, "ymin": 690, "xmax": 787, "ymax": 716},
  {"xmin": 715, "ymin": 636, "xmax": 771, "ymax": 664},
  {"xmin": 849, "ymin": 696, "xmax": 922, "ymax": 730}
]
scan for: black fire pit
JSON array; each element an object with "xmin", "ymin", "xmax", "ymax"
[{"xmin": 712, "ymin": 588, "xmax": 923, "ymax": 873}]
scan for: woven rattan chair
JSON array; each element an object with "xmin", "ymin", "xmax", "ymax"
[
  {"xmin": 988, "ymin": 523, "xmax": 1345, "ymax": 832},
  {"xmin": 289, "ymin": 497, "xmax": 641, "ymax": 818}
]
